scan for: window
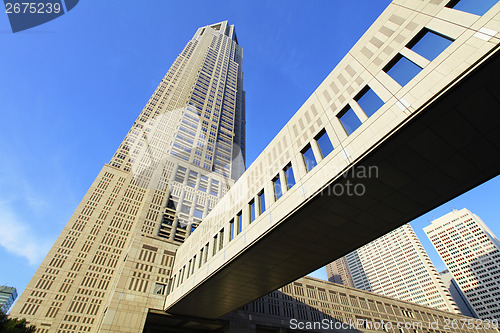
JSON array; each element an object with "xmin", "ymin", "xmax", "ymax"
[
  {"xmin": 384, "ymin": 54, "xmax": 422, "ymax": 87},
  {"xmin": 355, "ymin": 86, "xmax": 384, "ymax": 118},
  {"xmin": 229, "ymin": 219, "xmax": 234, "ymax": 241},
  {"xmin": 219, "ymin": 228, "xmax": 224, "ymax": 250},
  {"xmin": 315, "ymin": 129, "xmax": 334, "ymax": 158},
  {"xmin": 258, "ymin": 190, "xmax": 265, "ymax": 214},
  {"xmin": 446, "ymin": 0, "xmax": 497, "ymax": 16},
  {"xmin": 154, "ymin": 283, "xmax": 166, "ymax": 295},
  {"xmin": 338, "ymin": 106, "xmax": 362, "ymax": 136},
  {"xmin": 199, "ymin": 248, "xmax": 204, "ymax": 268},
  {"xmin": 237, "ymin": 212, "xmax": 243, "ymax": 234},
  {"xmin": 193, "ymin": 208, "xmax": 203, "ymax": 219},
  {"xmin": 249, "ymin": 200, "xmax": 256, "ymax": 223},
  {"xmin": 273, "ymin": 175, "xmax": 282, "ymax": 200},
  {"xmin": 210, "ymin": 179, "xmax": 219, "ymax": 196},
  {"xmin": 302, "ymin": 144, "xmax": 317, "ymax": 172},
  {"xmin": 213, "ymin": 235, "xmax": 218, "ymax": 256},
  {"xmin": 284, "ymin": 163, "xmax": 295, "ymax": 189},
  {"xmin": 407, "ymin": 29, "xmax": 454, "ymax": 62},
  {"xmin": 204, "ymin": 243, "xmax": 209, "ymax": 263}
]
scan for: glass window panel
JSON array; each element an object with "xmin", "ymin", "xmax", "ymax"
[
  {"xmin": 213, "ymin": 235, "xmax": 218, "ymax": 256},
  {"xmin": 219, "ymin": 229, "xmax": 224, "ymax": 250},
  {"xmin": 249, "ymin": 200, "xmax": 255, "ymax": 223},
  {"xmin": 237, "ymin": 212, "xmax": 243, "ymax": 234},
  {"xmin": 315, "ymin": 130, "xmax": 334, "ymax": 158},
  {"xmin": 273, "ymin": 175, "xmax": 282, "ymax": 200},
  {"xmin": 284, "ymin": 163, "xmax": 295, "ymax": 189},
  {"xmin": 339, "ymin": 107, "xmax": 362, "ymax": 135},
  {"xmin": 384, "ymin": 54, "xmax": 422, "ymax": 87},
  {"xmin": 447, "ymin": 0, "xmax": 497, "ymax": 16},
  {"xmin": 229, "ymin": 219, "xmax": 234, "ymax": 241},
  {"xmin": 302, "ymin": 145, "xmax": 317, "ymax": 172},
  {"xmin": 408, "ymin": 29, "xmax": 453, "ymax": 62},
  {"xmin": 258, "ymin": 191, "xmax": 265, "ymax": 214},
  {"xmin": 193, "ymin": 209, "xmax": 203, "ymax": 219},
  {"xmin": 355, "ymin": 87, "xmax": 384, "ymax": 118}
]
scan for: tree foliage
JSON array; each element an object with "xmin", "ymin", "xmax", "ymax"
[{"xmin": 0, "ymin": 310, "xmax": 36, "ymax": 333}]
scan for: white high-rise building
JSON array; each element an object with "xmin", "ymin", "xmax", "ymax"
[
  {"xmin": 332, "ymin": 224, "xmax": 460, "ymax": 313},
  {"xmin": 424, "ymin": 208, "xmax": 500, "ymax": 320}
]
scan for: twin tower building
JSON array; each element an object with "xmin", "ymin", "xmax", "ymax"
[
  {"xmin": 10, "ymin": 0, "xmax": 500, "ymax": 331},
  {"xmin": 11, "ymin": 21, "xmax": 246, "ymax": 332}
]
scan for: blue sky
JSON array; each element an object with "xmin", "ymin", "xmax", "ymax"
[{"xmin": 0, "ymin": 0, "xmax": 499, "ymax": 298}]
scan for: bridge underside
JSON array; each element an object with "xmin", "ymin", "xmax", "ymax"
[{"xmin": 167, "ymin": 49, "xmax": 500, "ymax": 319}]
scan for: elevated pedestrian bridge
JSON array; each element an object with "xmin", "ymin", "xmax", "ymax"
[{"xmin": 165, "ymin": 0, "xmax": 500, "ymax": 319}]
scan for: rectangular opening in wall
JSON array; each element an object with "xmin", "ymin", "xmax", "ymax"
[
  {"xmin": 315, "ymin": 129, "xmax": 334, "ymax": 159},
  {"xmin": 284, "ymin": 163, "xmax": 295, "ymax": 189},
  {"xmin": 219, "ymin": 228, "xmax": 224, "ymax": 250},
  {"xmin": 210, "ymin": 179, "xmax": 219, "ymax": 196},
  {"xmin": 273, "ymin": 175, "xmax": 282, "ymax": 200},
  {"xmin": 229, "ymin": 219, "xmax": 234, "ymax": 241},
  {"xmin": 212, "ymin": 235, "xmax": 218, "ymax": 256},
  {"xmin": 237, "ymin": 211, "xmax": 243, "ymax": 234},
  {"xmin": 407, "ymin": 29, "xmax": 454, "ymax": 62},
  {"xmin": 204, "ymin": 243, "xmax": 209, "ymax": 263},
  {"xmin": 191, "ymin": 255, "xmax": 196, "ymax": 274},
  {"xmin": 249, "ymin": 199, "xmax": 255, "ymax": 223},
  {"xmin": 199, "ymin": 248, "xmax": 204, "ymax": 268},
  {"xmin": 193, "ymin": 208, "xmax": 203, "ymax": 219},
  {"xmin": 302, "ymin": 144, "xmax": 317, "ymax": 172},
  {"xmin": 446, "ymin": 0, "xmax": 497, "ymax": 16},
  {"xmin": 186, "ymin": 260, "xmax": 192, "ymax": 278},
  {"xmin": 383, "ymin": 54, "xmax": 422, "ymax": 87},
  {"xmin": 355, "ymin": 86, "xmax": 384, "ymax": 118},
  {"xmin": 338, "ymin": 106, "xmax": 362, "ymax": 136},
  {"xmin": 258, "ymin": 190, "xmax": 265, "ymax": 214}
]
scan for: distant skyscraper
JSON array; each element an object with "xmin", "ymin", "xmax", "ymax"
[
  {"xmin": 424, "ymin": 208, "xmax": 500, "ymax": 320},
  {"xmin": 10, "ymin": 21, "xmax": 245, "ymax": 332},
  {"xmin": 0, "ymin": 286, "xmax": 17, "ymax": 314},
  {"xmin": 328, "ymin": 224, "xmax": 459, "ymax": 313},
  {"xmin": 325, "ymin": 256, "xmax": 354, "ymax": 287},
  {"xmin": 439, "ymin": 269, "xmax": 477, "ymax": 318}
]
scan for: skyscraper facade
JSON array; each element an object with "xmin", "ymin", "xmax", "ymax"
[
  {"xmin": 10, "ymin": 21, "xmax": 245, "ymax": 333},
  {"xmin": 327, "ymin": 224, "xmax": 459, "ymax": 313},
  {"xmin": 439, "ymin": 269, "xmax": 477, "ymax": 318},
  {"xmin": 424, "ymin": 208, "xmax": 500, "ymax": 320},
  {"xmin": 325, "ymin": 257, "xmax": 354, "ymax": 287},
  {"xmin": 0, "ymin": 286, "xmax": 17, "ymax": 314}
]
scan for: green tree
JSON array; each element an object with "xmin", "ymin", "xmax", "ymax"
[{"xmin": 0, "ymin": 310, "xmax": 36, "ymax": 333}]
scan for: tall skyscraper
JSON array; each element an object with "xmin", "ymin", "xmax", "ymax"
[
  {"xmin": 325, "ymin": 257, "xmax": 354, "ymax": 287},
  {"xmin": 424, "ymin": 208, "xmax": 500, "ymax": 320},
  {"xmin": 0, "ymin": 286, "xmax": 17, "ymax": 314},
  {"xmin": 327, "ymin": 224, "xmax": 460, "ymax": 313},
  {"xmin": 439, "ymin": 269, "xmax": 477, "ymax": 318},
  {"xmin": 10, "ymin": 21, "xmax": 245, "ymax": 333}
]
